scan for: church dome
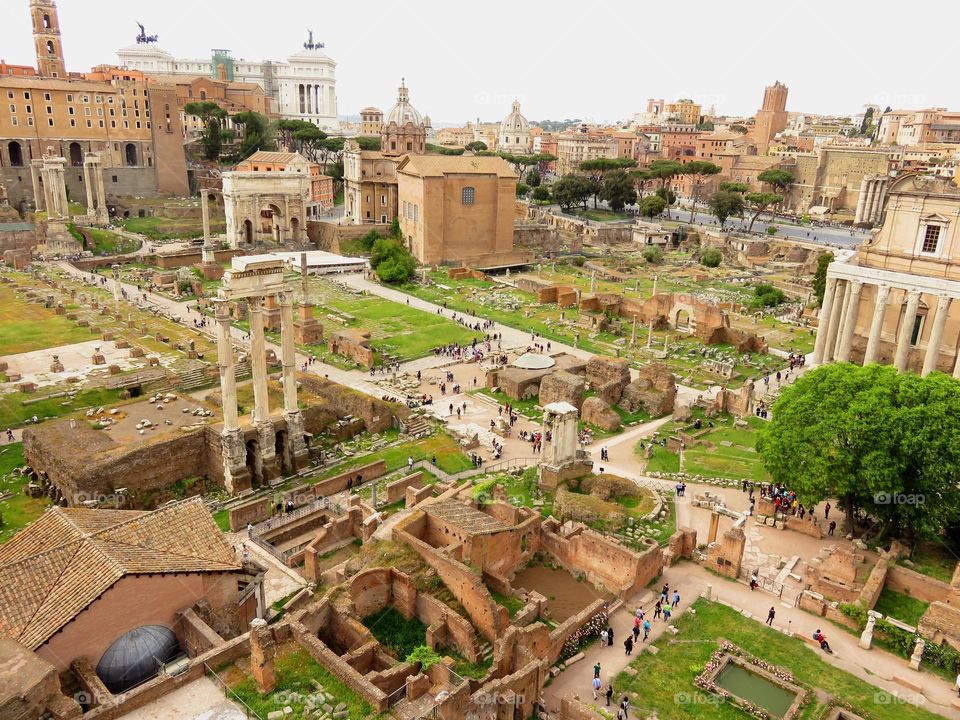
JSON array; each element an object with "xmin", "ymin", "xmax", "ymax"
[
  {"xmin": 386, "ymin": 80, "xmax": 423, "ymax": 127},
  {"xmin": 501, "ymin": 100, "xmax": 529, "ymax": 134}
]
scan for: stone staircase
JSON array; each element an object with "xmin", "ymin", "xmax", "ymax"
[
  {"xmin": 478, "ymin": 639, "xmax": 493, "ymax": 663},
  {"xmin": 403, "ymin": 415, "xmax": 432, "ymax": 438}
]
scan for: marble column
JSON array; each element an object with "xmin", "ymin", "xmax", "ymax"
[
  {"xmin": 55, "ymin": 165, "xmax": 69, "ymax": 219},
  {"xmin": 837, "ymin": 281, "xmax": 863, "ymax": 362},
  {"xmin": 41, "ymin": 167, "xmax": 54, "ymax": 217},
  {"xmin": 214, "ymin": 299, "xmax": 249, "ymax": 493},
  {"xmin": 630, "ymin": 316, "xmax": 638, "ymax": 347},
  {"xmin": 279, "ymin": 291, "xmax": 308, "ymax": 469},
  {"xmin": 93, "ymin": 157, "xmax": 107, "ymax": 221},
  {"xmin": 863, "ymin": 284, "xmax": 891, "ymax": 365},
  {"xmin": 894, "ymin": 290, "xmax": 922, "ymax": 372},
  {"xmin": 248, "ymin": 297, "xmax": 271, "ymax": 425},
  {"xmin": 111, "ymin": 264, "xmax": 122, "ymax": 307},
  {"xmin": 824, "ymin": 280, "xmax": 847, "ymax": 363},
  {"xmin": 833, "ymin": 282, "xmax": 851, "ymax": 361},
  {"xmin": 30, "ymin": 161, "xmax": 43, "ymax": 210},
  {"xmin": 922, "ymin": 295, "xmax": 950, "ymax": 376},
  {"xmin": 812, "ymin": 277, "xmax": 838, "ymax": 365},
  {"xmin": 82, "ymin": 160, "xmax": 94, "ymax": 215},
  {"xmin": 652, "ymin": 275, "xmax": 658, "ymax": 298},
  {"xmin": 201, "ymin": 191, "xmax": 215, "ymax": 264},
  {"xmin": 646, "ymin": 319, "xmax": 654, "ymax": 349},
  {"xmin": 854, "ymin": 177, "xmax": 870, "ymax": 225},
  {"xmin": 249, "ymin": 296, "xmax": 280, "ymax": 480}
]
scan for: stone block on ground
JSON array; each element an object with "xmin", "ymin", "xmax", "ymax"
[{"xmin": 581, "ymin": 396, "xmax": 621, "ymax": 432}]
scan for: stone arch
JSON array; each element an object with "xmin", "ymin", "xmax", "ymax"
[
  {"xmin": 290, "ymin": 217, "xmax": 300, "ymax": 241},
  {"xmin": 243, "ymin": 219, "xmax": 254, "ymax": 244},
  {"xmin": 8, "ymin": 141, "xmax": 23, "ymax": 167},
  {"xmin": 69, "ymin": 142, "xmax": 83, "ymax": 167},
  {"xmin": 275, "ymin": 428, "xmax": 292, "ymax": 477},
  {"xmin": 672, "ymin": 305, "xmax": 694, "ymax": 330},
  {"xmin": 124, "ymin": 143, "xmax": 138, "ymax": 167}
]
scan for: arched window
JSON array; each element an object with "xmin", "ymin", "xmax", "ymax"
[
  {"xmin": 43, "ymin": 14, "xmax": 51, "ymax": 29},
  {"xmin": 46, "ymin": 40, "xmax": 54, "ymax": 54},
  {"xmin": 124, "ymin": 143, "xmax": 137, "ymax": 167},
  {"xmin": 462, "ymin": 187, "xmax": 475, "ymax": 205},
  {"xmin": 69, "ymin": 142, "xmax": 82, "ymax": 166},
  {"xmin": 8, "ymin": 141, "xmax": 23, "ymax": 167}
]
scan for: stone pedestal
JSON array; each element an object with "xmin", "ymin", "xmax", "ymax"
[
  {"xmin": 262, "ymin": 294, "xmax": 282, "ymax": 333},
  {"xmin": 859, "ymin": 611, "xmax": 879, "ymax": 649},
  {"xmin": 221, "ymin": 427, "xmax": 251, "ymax": 495},
  {"xmin": 284, "ymin": 410, "xmax": 309, "ymax": 471},
  {"xmin": 256, "ymin": 421, "xmax": 281, "ymax": 482},
  {"xmin": 201, "ymin": 260, "xmax": 224, "ymax": 280},
  {"xmin": 293, "ymin": 304, "xmax": 323, "ymax": 345},
  {"xmin": 91, "ymin": 352, "xmax": 105, "ymax": 365},
  {"xmin": 50, "ymin": 355, "xmax": 64, "ymax": 373},
  {"xmin": 909, "ymin": 637, "xmax": 925, "ymax": 670},
  {"xmin": 249, "ymin": 618, "xmax": 276, "ymax": 693}
]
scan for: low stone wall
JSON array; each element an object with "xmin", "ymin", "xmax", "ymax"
[
  {"xmin": 540, "ymin": 520, "xmax": 663, "ymax": 599},
  {"xmin": 228, "ymin": 497, "xmax": 272, "ymax": 532},
  {"xmin": 284, "ymin": 460, "xmax": 387, "ymax": 507},
  {"xmin": 385, "ymin": 472, "xmax": 423, "ymax": 504},
  {"xmin": 174, "ymin": 607, "xmax": 225, "ymax": 657},
  {"xmin": 299, "ymin": 375, "xmax": 400, "ymax": 433},
  {"xmin": 406, "ymin": 483, "xmax": 433, "ymax": 508},
  {"xmin": 886, "ymin": 565, "xmax": 953, "ymax": 604}
]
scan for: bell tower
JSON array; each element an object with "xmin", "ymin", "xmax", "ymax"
[{"xmin": 31, "ymin": 0, "xmax": 66, "ymax": 78}]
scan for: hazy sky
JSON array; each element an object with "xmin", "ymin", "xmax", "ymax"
[{"xmin": 2, "ymin": 0, "xmax": 956, "ymax": 124}]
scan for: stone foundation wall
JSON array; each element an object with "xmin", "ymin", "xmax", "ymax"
[
  {"xmin": 540, "ymin": 521, "xmax": 662, "ymax": 598},
  {"xmin": 385, "ymin": 472, "xmax": 423, "ymax": 504},
  {"xmin": 886, "ymin": 565, "xmax": 953, "ymax": 604},
  {"xmin": 228, "ymin": 497, "xmax": 272, "ymax": 531},
  {"xmin": 299, "ymin": 375, "xmax": 400, "ymax": 433}
]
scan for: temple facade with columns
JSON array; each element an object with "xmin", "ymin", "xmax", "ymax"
[
  {"xmin": 216, "ymin": 257, "xmax": 309, "ymax": 492},
  {"xmin": 813, "ymin": 173, "xmax": 960, "ymax": 375}
]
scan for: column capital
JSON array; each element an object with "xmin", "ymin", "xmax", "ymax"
[
  {"xmin": 248, "ymin": 295, "xmax": 264, "ymax": 312},
  {"xmin": 212, "ymin": 297, "xmax": 231, "ymax": 321},
  {"xmin": 277, "ymin": 290, "xmax": 293, "ymax": 307}
]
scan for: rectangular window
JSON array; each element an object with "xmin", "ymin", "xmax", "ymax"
[
  {"xmin": 11, "ymin": 117, "xmax": 17, "ymax": 126},
  {"xmin": 27, "ymin": 117, "xmax": 33, "ymax": 126},
  {"xmin": 381, "ymin": 194, "xmax": 386, "ymax": 205},
  {"xmin": 8, "ymin": 104, "xmax": 14, "ymax": 113},
  {"xmin": 922, "ymin": 225, "xmax": 941, "ymax": 253},
  {"xmin": 44, "ymin": 92, "xmax": 51, "ymax": 101},
  {"xmin": 462, "ymin": 187, "xmax": 475, "ymax": 205},
  {"xmin": 69, "ymin": 118, "xmax": 75, "ymax": 127},
  {"xmin": 23, "ymin": 91, "xmax": 30, "ymax": 100},
  {"xmin": 6, "ymin": 91, "xmax": 12, "ymax": 99},
  {"xmin": 66, "ymin": 94, "xmax": 73, "ymax": 102},
  {"xmin": 45, "ymin": 106, "xmax": 52, "ymax": 114},
  {"xmin": 82, "ymin": 95, "xmax": 89, "ymax": 103},
  {"xmin": 48, "ymin": 118, "xmax": 54, "ymax": 126}
]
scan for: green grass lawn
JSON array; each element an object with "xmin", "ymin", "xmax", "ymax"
[
  {"xmin": 0, "ymin": 386, "xmax": 125, "ymax": 430},
  {"xmin": 489, "ymin": 588, "xmax": 525, "ymax": 617},
  {"xmin": 0, "ymin": 442, "xmax": 51, "ymax": 545},
  {"xmin": 873, "ymin": 587, "xmax": 930, "ymax": 626},
  {"xmin": 473, "ymin": 388, "xmax": 543, "ymax": 421},
  {"xmin": 122, "ymin": 214, "xmax": 225, "ymax": 240},
  {"xmin": 313, "ymin": 431, "xmax": 473, "ymax": 482},
  {"xmin": 228, "ymin": 647, "xmax": 377, "ymax": 719},
  {"xmin": 640, "ymin": 413, "xmax": 769, "ymax": 483},
  {"xmin": 0, "ymin": 285, "xmax": 94, "ymax": 355},
  {"xmin": 471, "ymin": 467, "xmax": 552, "ymax": 516},
  {"xmin": 900, "ymin": 541, "xmax": 959, "ymax": 583},
  {"xmin": 83, "ymin": 226, "xmax": 141, "ymax": 256},
  {"xmin": 614, "ymin": 599, "xmax": 942, "ymax": 720},
  {"xmin": 307, "ymin": 277, "xmax": 482, "ymax": 363},
  {"xmin": 570, "ymin": 208, "xmax": 633, "ymax": 222},
  {"xmin": 362, "ymin": 606, "xmax": 427, "ymax": 660}
]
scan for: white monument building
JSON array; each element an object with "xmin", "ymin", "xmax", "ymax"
[{"xmin": 117, "ymin": 31, "xmax": 339, "ymax": 131}]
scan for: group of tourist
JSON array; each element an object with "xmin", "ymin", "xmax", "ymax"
[{"xmin": 748, "ymin": 482, "xmax": 839, "ymax": 536}]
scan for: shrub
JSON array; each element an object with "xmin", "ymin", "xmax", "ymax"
[
  {"xmin": 406, "ymin": 646, "xmax": 443, "ymax": 670},
  {"xmin": 572, "ymin": 256, "xmax": 586, "ymax": 267},
  {"xmin": 641, "ymin": 246, "xmax": 663, "ymax": 264},
  {"xmin": 767, "ymin": 225, "xmax": 778, "ymax": 236},
  {"xmin": 700, "ymin": 247, "xmax": 722, "ymax": 268},
  {"xmin": 750, "ymin": 283, "xmax": 786, "ymax": 309}
]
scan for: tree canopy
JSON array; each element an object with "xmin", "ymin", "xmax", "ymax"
[
  {"xmin": 184, "ymin": 101, "xmax": 228, "ymax": 161},
  {"xmin": 370, "ymin": 237, "xmax": 416, "ymax": 283},
  {"xmin": 646, "ymin": 159, "xmax": 684, "ymax": 188},
  {"xmin": 531, "ymin": 185, "xmax": 551, "ymax": 205},
  {"xmin": 706, "ymin": 189, "xmax": 744, "ymax": 228},
  {"xmin": 600, "ymin": 170, "xmax": 637, "ymax": 212},
  {"xmin": 813, "ymin": 252, "xmax": 834, "ymax": 307},
  {"xmin": 744, "ymin": 192, "xmax": 783, "ymax": 232},
  {"xmin": 637, "ymin": 194, "xmax": 668, "ymax": 220},
  {"xmin": 757, "ymin": 363, "xmax": 960, "ymax": 542},
  {"xmin": 231, "ymin": 111, "xmax": 273, "ymax": 160},
  {"xmin": 757, "ymin": 168, "xmax": 795, "ymax": 193},
  {"xmin": 465, "ymin": 140, "xmax": 488, "ymax": 152},
  {"xmin": 681, "ymin": 160, "xmax": 722, "ymax": 222},
  {"xmin": 551, "ymin": 174, "xmax": 591, "ymax": 211}
]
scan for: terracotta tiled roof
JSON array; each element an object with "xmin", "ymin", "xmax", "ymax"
[
  {"xmin": 0, "ymin": 498, "xmax": 239, "ymax": 650},
  {"xmin": 424, "ymin": 499, "xmax": 510, "ymax": 535},
  {"xmin": 397, "ymin": 154, "xmax": 517, "ymax": 179}
]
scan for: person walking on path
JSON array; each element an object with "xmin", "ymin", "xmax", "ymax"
[
  {"xmin": 593, "ymin": 662, "xmax": 601, "ymax": 679},
  {"xmin": 671, "ymin": 590, "xmax": 680, "ymax": 608},
  {"xmin": 662, "ymin": 604, "xmax": 672, "ymax": 623},
  {"xmin": 767, "ymin": 607, "xmax": 776, "ymax": 626},
  {"xmin": 653, "ymin": 600, "xmax": 662, "ymax": 619},
  {"xmin": 600, "ymin": 629, "xmax": 608, "ymax": 646},
  {"xmin": 605, "ymin": 684, "xmax": 614, "ymax": 706},
  {"xmin": 642, "ymin": 619, "xmax": 651, "ymax": 641},
  {"xmin": 632, "ymin": 621, "xmax": 640, "ymax": 643},
  {"xmin": 824, "ymin": 502, "xmax": 831, "ymax": 519},
  {"xmin": 620, "ymin": 696, "xmax": 630, "ymax": 719},
  {"xmin": 592, "ymin": 675, "xmax": 602, "ymax": 700},
  {"xmin": 607, "ymin": 626, "xmax": 614, "ymax": 647},
  {"xmin": 623, "ymin": 636, "xmax": 633, "ymax": 655}
]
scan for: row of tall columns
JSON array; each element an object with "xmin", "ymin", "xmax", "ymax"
[
  {"xmin": 817, "ymin": 276, "xmax": 960, "ymax": 375},
  {"xmin": 214, "ymin": 299, "xmax": 249, "ymax": 493},
  {"xmin": 853, "ymin": 176, "xmax": 889, "ymax": 226},
  {"xmin": 81, "ymin": 153, "xmax": 108, "ymax": 224},
  {"xmin": 214, "ymin": 292, "xmax": 309, "ymax": 493},
  {"xmin": 42, "ymin": 156, "xmax": 69, "ymax": 221}
]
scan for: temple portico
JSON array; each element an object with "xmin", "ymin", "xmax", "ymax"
[
  {"xmin": 81, "ymin": 152, "xmax": 109, "ymax": 225},
  {"xmin": 216, "ymin": 256, "xmax": 308, "ymax": 493},
  {"xmin": 813, "ymin": 263, "xmax": 960, "ymax": 376}
]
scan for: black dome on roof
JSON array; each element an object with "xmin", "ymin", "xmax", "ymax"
[{"xmin": 96, "ymin": 625, "xmax": 179, "ymax": 693}]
